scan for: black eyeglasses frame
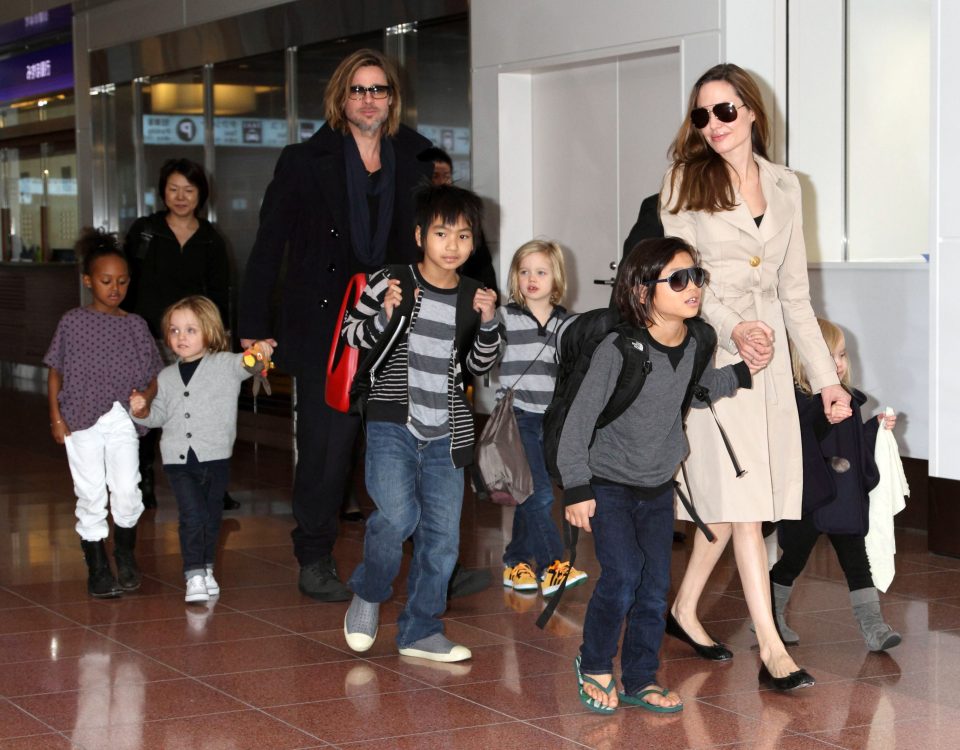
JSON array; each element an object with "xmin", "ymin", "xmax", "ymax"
[{"xmin": 644, "ymin": 266, "xmax": 708, "ymax": 292}]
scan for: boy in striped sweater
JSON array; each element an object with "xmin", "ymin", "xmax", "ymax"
[{"xmin": 341, "ymin": 184, "xmax": 500, "ymax": 662}]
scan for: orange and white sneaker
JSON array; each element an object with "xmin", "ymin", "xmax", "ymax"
[
  {"xmin": 541, "ymin": 560, "xmax": 588, "ymax": 597},
  {"xmin": 502, "ymin": 562, "xmax": 539, "ymax": 592}
]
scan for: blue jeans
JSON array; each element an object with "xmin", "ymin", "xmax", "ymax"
[
  {"xmin": 163, "ymin": 456, "xmax": 231, "ymax": 578},
  {"xmin": 349, "ymin": 421, "xmax": 463, "ymax": 648},
  {"xmin": 503, "ymin": 409, "xmax": 564, "ymax": 573},
  {"xmin": 580, "ymin": 482, "xmax": 674, "ymax": 693}
]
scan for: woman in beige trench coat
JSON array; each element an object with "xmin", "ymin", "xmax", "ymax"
[{"xmin": 659, "ymin": 64, "xmax": 850, "ymax": 691}]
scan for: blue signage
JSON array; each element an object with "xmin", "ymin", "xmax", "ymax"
[
  {"xmin": 0, "ymin": 5, "xmax": 72, "ymax": 47},
  {"xmin": 0, "ymin": 43, "xmax": 73, "ymax": 104}
]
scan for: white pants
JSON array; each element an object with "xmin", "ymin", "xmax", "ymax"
[{"xmin": 65, "ymin": 401, "xmax": 143, "ymax": 541}]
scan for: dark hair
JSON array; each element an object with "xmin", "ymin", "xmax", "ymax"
[
  {"xmin": 323, "ymin": 48, "xmax": 402, "ymax": 137},
  {"xmin": 158, "ymin": 158, "xmax": 209, "ymax": 215},
  {"xmin": 665, "ymin": 63, "xmax": 771, "ymax": 214},
  {"xmin": 614, "ymin": 236, "xmax": 701, "ymax": 327},
  {"xmin": 77, "ymin": 227, "xmax": 126, "ymax": 276},
  {"xmin": 414, "ymin": 184, "xmax": 484, "ymax": 239},
  {"xmin": 417, "ymin": 146, "xmax": 452, "ymax": 169}
]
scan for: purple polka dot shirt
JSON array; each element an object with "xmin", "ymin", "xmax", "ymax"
[{"xmin": 43, "ymin": 307, "xmax": 164, "ymax": 435}]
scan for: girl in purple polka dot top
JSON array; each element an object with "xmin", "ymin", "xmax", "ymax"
[{"xmin": 44, "ymin": 229, "xmax": 164, "ymax": 600}]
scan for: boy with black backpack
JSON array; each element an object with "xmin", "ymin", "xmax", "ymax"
[
  {"xmin": 339, "ymin": 185, "xmax": 500, "ymax": 662},
  {"xmin": 557, "ymin": 237, "xmax": 763, "ymax": 714}
]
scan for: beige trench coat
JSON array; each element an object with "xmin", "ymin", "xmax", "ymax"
[{"xmin": 660, "ymin": 156, "xmax": 839, "ymax": 522}]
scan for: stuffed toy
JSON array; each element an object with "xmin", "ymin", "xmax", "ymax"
[{"xmin": 242, "ymin": 343, "xmax": 275, "ymax": 396}]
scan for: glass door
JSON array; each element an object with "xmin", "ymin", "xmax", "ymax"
[{"xmin": 0, "ymin": 132, "xmax": 77, "ymax": 263}]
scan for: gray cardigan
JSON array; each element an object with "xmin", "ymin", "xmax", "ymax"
[{"xmin": 132, "ymin": 352, "xmax": 251, "ymax": 464}]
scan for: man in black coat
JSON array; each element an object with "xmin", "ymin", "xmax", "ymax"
[{"xmin": 239, "ymin": 49, "xmax": 432, "ymax": 600}]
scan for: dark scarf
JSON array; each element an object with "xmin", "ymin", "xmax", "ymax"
[{"xmin": 343, "ymin": 133, "xmax": 396, "ymax": 267}]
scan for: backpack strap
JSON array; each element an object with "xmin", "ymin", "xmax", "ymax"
[
  {"xmin": 536, "ymin": 520, "xmax": 578, "ymax": 629},
  {"xmin": 595, "ymin": 324, "xmax": 651, "ymax": 431},
  {"xmin": 674, "ymin": 317, "xmax": 746, "ymax": 544}
]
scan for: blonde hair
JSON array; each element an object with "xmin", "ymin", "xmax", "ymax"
[
  {"xmin": 323, "ymin": 48, "xmax": 402, "ymax": 137},
  {"xmin": 508, "ymin": 239, "xmax": 567, "ymax": 306},
  {"xmin": 162, "ymin": 295, "xmax": 229, "ymax": 354},
  {"xmin": 790, "ymin": 317, "xmax": 849, "ymax": 394}
]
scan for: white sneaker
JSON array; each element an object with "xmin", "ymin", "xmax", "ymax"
[
  {"xmin": 185, "ymin": 574, "xmax": 209, "ymax": 603},
  {"xmin": 204, "ymin": 568, "xmax": 220, "ymax": 596}
]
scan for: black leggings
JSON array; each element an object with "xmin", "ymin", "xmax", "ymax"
[{"xmin": 770, "ymin": 515, "xmax": 874, "ymax": 592}]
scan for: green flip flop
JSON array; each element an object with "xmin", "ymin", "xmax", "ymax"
[
  {"xmin": 574, "ymin": 656, "xmax": 617, "ymax": 714},
  {"xmin": 619, "ymin": 685, "xmax": 683, "ymax": 714}
]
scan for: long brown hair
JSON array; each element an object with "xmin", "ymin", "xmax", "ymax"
[
  {"xmin": 664, "ymin": 63, "xmax": 770, "ymax": 214},
  {"xmin": 323, "ymin": 49, "xmax": 402, "ymax": 137}
]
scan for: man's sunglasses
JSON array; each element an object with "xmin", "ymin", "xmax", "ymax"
[
  {"xmin": 690, "ymin": 102, "xmax": 747, "ymax": 129},
  {"xmin": 348, "ymin": 85, "xmax": 392, "ymax": 100},
  {"xmin": 645, "ymin": 266, "xmax": 707, "ymax": 292}
]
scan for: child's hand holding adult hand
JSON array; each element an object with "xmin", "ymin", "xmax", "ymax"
[
  {"xmin": 129, "ymin": 389, "xmax": 149, "ymax": 419},
  {"xmin": 565, "ymin": 499, "xmax": 596, "ymax": 533},
  {"xmin": 732, "ymin": 320, "xmax": 774, "ymax": 371},
  {"xmin": 821, "ymin": 384, "xmax": 852, "ymax": 424},
  {"xmin": 826, "ymin": 400, "xmax": 853, "ymax": 424},
  {"xmin": 473, "ymin": 288, "xmax": 497, "ymax": 322}
]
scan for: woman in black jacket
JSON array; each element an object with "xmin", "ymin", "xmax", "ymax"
[{"xmin": 123, "ymin": 158, "xmax": 231, "ymax": 508}]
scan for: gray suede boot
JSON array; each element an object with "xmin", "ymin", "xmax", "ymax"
[
  {"xmin": 850, "ymin": 587, "xmax": 901, "ymax": 651},
  {"xmin": 772, "ymin": 580, "xmax": 800, "ymax": 645}
]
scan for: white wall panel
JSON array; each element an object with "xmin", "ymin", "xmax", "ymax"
[
  {"xmin": 530, "ymin": 58, "xmax": 620, "ymax": 312},
  {"xmin": 472, "ymin": 0, "xmax": 718, "ymax": 70},
  {"xmin": 809, "ymin": 265, "xmax": 928, "ymax": 459},
  {"xmin": 787, "ymin": 0, "xmax": 844, "ymax": 263}
]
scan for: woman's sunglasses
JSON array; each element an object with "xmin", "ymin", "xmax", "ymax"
[
  {"xmin": 690, "ymin": 102, "xmax": 746, "ymax": 129},
  {"xmin": 645, "ymin": 266, "xmax": 707, "ymax": 292}
]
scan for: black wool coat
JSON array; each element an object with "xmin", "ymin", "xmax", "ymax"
[{"xmin": 238, "ymin": 123, "xmax": 433, "ymax": 374}]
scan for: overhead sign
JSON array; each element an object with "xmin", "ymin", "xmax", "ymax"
[
  {"xmin": 0, "ymin": 43, "xmax": 73, "ymax": 104},
  {"xmin": 0, "ymin": 5, "xmax": 72, "ymax": 47},
  {"xmin": 143, "ymin": 115, "xmax": 326, "ymax": 147}
]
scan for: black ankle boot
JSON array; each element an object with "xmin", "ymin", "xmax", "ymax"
[
  {"xmin": 140, "ymin": 464, "xmax": 157, "ymax": 509},
  {"xmin": 81, "ymin": 540, "xmax": 122, "ymax": 598},
  {"xmin": 113, "ymin": 526, "xmax": 142, "ymax": 591}
]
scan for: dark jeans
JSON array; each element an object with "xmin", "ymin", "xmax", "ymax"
[
  {"xmin": 164, "ymin": 457, "xmax": 231, "ymax": 577},
  {"xmin": 503, "ymin": 409, "xmax": 563, "ymax": 573},
  {"xmin": 290, "ymin": 370, "xmax": 361, "ymax": 566},
  {"xmin": 580, "ymin": 482, "xmax": 674, "ymax": 693},
  {"xmin": 349, "ymin": 422, "xmax": 463, "ymax": 648},
  {"xmin": 771, "ymin": 515, "xmax": 874, "ymax": 591}
]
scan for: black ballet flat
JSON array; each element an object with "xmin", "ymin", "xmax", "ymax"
[
  {"xmin": 758, "ymin": 663, "xmax": 815, "ymax": 691},
  {"xmin": 665, "ymin": 612, "xmax": 733, "ymax": 661}
]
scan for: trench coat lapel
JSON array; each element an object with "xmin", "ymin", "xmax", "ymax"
[{"xmin": 757, "ymin": 156, "xmax": 793, "ymax": 245}]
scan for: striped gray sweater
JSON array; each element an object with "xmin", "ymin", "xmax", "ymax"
[
  {"xmin": 495, "ymin": 303, "xmax": 569, "ymax": 413},
  {"xmin": 342, "ymin": 264, "xmax": 501, "ymax": 467}
]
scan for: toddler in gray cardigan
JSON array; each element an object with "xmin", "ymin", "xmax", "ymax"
[{"xmin": 131, "ymin": 295, "xmax": 274, "ymax": 603}]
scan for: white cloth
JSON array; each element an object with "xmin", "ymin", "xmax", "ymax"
[
  {"xmin": 65, "ymin": 401, "xmax": 143, "ymax": 540},
  {"xmin": 864, "ymin": 408, "xmax": 909, "ymax": 592}
]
